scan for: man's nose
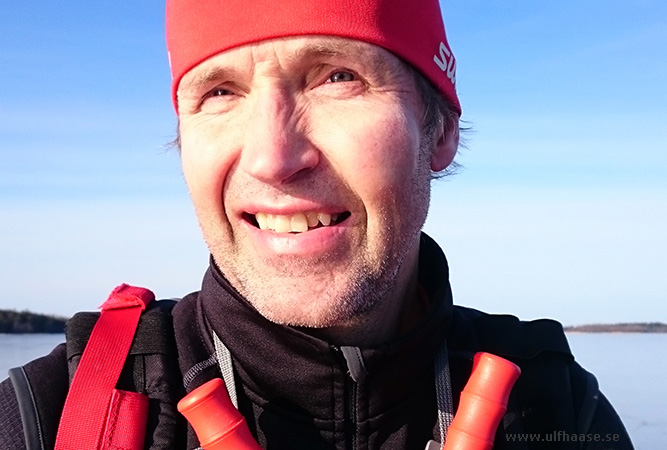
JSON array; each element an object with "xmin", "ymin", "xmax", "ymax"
[{"xmin": 239, "ymin": 90, "xmax": 319, "ymax": 184}]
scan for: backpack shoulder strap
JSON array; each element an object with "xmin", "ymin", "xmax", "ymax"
[
  {"xmin": 6, "ymin": 288, "xmax": 183, "ymax": 450},
  {"xmin": 55, "ymin": 284, "xmax": 154, "ymax": 450}
]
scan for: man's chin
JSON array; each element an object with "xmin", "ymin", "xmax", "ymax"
[
  {"xmin": 211, "ymin": 244, "xmax": 399, "ymax": 332},
  {"xmin": 237, "ymin": 281, "xmax": 382, "ymax": 330},
  {"xmin": 246, "ymin": 295, "xmax": 367, "ymax": 329}
]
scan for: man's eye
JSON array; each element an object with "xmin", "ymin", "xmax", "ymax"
[
  {"xmin": 327, "ymin": 71, "xmax": 355, "ymax": 83},
  {"xmin": 198, "ymin": 86, "xmax": 238, "ymax": 113},
  {"xmin": 209, "ymin": 87, "xmax": 234, "ymax": 97}
]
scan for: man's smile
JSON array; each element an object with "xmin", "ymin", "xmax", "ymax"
[{"xmin": 245, "ymin": 211, "xmax": 351, "ymax": 233}]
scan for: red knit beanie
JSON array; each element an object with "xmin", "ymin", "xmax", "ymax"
[{"xmin": 165, "ymin": 0, "xmax": 460, "ymax": 115}]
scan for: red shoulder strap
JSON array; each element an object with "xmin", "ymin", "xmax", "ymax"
[{"xmin": 55, "ymin": 284, "xmax": 154, "ymax": 450}]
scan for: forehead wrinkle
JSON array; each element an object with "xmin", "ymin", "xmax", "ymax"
[{"xmin": 284, "ymin": 38, "xmax": 397, "ymax": 76}]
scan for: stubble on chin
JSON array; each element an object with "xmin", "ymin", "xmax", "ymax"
[{"xmin": 213, "ymin": 242, "xmax": 399, "ymax": 329}]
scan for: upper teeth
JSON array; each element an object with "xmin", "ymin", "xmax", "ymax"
[{"xmin": 255, "ymin": 212, "xmax": 340, "ymax": 233}]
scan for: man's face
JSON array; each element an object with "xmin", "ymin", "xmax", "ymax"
[{"xmin": 177, "ymin": 36, "xmax": 448, "ymax": 329}]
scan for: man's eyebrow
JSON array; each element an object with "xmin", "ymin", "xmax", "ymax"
[
  {"xmin": 286, "ymin": 39, "xmax": 395, "ymax": 74},
  {"xmin": 179, "ymin": 66, "xmax": 238, "ymax": 97}
]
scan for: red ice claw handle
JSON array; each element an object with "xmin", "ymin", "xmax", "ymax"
[
  {"xmin": 178, "ymin": 378, "xmax": 262, "ymax": 450},
  {"xmin": 442, "ymin": 352, "xmax": 521, "ymax": 450}
]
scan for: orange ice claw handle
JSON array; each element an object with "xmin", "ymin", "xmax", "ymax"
[
  {"xmin": 442, "ymin": 352, "xmax": 521, "ymax": 450},
  {"xmin": 178, "ymin": 378, "xmax": 262, "ymax": 450}
]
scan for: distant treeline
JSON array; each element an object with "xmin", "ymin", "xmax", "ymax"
[
  {"xmin": 0, "ymin": 309, "xmax": 68, "ymax": 333},
  {"xmin": 564, "ymin": 322, "xmax": 667, "ymax": 333}
]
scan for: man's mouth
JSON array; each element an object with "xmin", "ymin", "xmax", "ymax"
[{"xmin": 244, "ymin": 211, "xmax": 351, "ymax": 233}]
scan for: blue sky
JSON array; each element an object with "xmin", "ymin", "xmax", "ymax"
[{"xmin": 1, "ymin": 1, "xmax": 665, "ymax": 325}]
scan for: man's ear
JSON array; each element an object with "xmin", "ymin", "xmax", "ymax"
[{"xmin": 430, "ymin": 123, "xmax": 459, "ymax": 172}]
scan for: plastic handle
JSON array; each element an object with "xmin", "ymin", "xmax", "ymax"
[
  {"xmin": 442, "ymin": 352, "xmax": 521, "ymax": 450},
  {"xmin": 178, "ymin": 378, "xmax": 262, "ymax": 450}
]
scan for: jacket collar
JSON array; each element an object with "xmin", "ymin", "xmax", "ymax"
[{"xmin": 197, "ymin": 233, "xmax": 454, "ymax": 419}]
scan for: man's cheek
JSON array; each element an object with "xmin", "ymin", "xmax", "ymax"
[{"xmin": 183, "ymin": 147, "xmax": 231, "ymax": 201}]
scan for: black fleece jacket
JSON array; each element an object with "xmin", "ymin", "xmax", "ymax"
[{"xmin": 1, "ymin": 234, "xmax": 634, "ymax": 449}]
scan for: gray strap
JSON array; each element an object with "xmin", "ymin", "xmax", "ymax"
[
  {"xmin": 212, "ymin": 333, "xmax": 452, "ymax": 448},
  {"xmin": 213, "ymin": 332, "xmax": 238, "ymax": 408},
  {"xmin": 433, "ymin": 341, "xmax": 454, "ymax": 445}
]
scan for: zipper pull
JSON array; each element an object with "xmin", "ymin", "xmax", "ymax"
[{"xmin": 339, "ymin": 346, "xmax": 369, "ymax": 383}]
